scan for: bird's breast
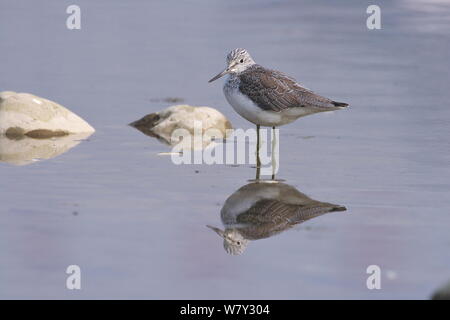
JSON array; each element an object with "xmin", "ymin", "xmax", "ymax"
[{"xmin": 223, "ymin": 79, "xmax": 283, "ymax": 127}]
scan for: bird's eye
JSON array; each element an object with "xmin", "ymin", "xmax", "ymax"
[
  {"xmin": 240, "ymin": 59, "xmax": 244, "ymax": 63},
  {"xmin": 237, "ymin": 241, "xmax": 241, "ymax": 245}
]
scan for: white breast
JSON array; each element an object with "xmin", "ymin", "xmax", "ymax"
[
  {"xmin": 223, "ymin": 78, "xmax": 283, "ymax": 127},
  {"xmin": 223, "ymin": 77, "xmax": 307, "ymax": 127}
]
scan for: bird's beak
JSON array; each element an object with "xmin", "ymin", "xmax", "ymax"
[
  {"xmin": 206, "ymin": 225, "xmax": 225, "ymax": 237},
  {"xmin": 208, "ymin": 68, "xmax": 230, "ymax": 83}
]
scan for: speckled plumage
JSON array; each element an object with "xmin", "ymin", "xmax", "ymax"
[
  {"xmin": 221, "ymin": 182, "xmax": 346, "ymax": 241},
  {"xmin": 208, "ymin": 181, "xmax": 346, "ymax": 255},
  {"xmin": 210, "ymin": 48, "xmax": 348, "ymax": 127},
  {"xmin": 238, "ymin": 64, "xmax": 345, "ymax": 112}
]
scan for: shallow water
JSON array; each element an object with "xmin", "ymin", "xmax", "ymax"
[{"xmin": 1, "ymin": 0, "xmax": 450, "ymax": 299}]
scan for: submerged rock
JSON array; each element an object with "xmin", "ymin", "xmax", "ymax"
[
  {"xmin": 0, "ymin": 132, "xmax": 93, "ymax": 166},
  {"xmin": 0, "ymin": 91, "xmax": 95, "ymax": 138},
  {"xmin": 130, "ymin": 104, "xmax": 232, "ymax": 149}
]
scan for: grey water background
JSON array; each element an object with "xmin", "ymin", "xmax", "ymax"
[{"xmin": 1, "ymin": 0, "xmax": 449, "ymax": 299}]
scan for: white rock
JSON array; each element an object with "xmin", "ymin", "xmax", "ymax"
[
  {"xmin": 0, "ymin": 91, "xmax": 95, "ymax": 138},
  {"xmin": 130, "ymin": 104, "xmax": 232, "ymax": 149},
  {"xmin": 0, "ymin": 132, "xmax": 93, "ymax": 166}
]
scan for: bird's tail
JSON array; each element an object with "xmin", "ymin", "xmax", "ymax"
[
  {"xmin": 332, "ymin": 101, "xmax": 349, "ymax": 108},
  {"xmin": 331, "ymin": 205, "xmax": 347, "ymax": 212}
]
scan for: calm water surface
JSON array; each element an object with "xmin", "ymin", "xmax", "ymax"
[{"xmin": 1, "ymin": 0, "xmax": 449, "ymax": 299}]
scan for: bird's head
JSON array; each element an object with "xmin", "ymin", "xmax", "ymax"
[
  {"xmin": 207, "ymin": 225, "xmax": 249, "ymax": 255},
  {"xmin": 208, "ymin": 48, "xmax": 255, "ymax": 83}
]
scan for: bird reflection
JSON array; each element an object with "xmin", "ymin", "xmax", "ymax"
[{"xmin": 208, "ymin": 181, "xmax": 346, "ymax": 255}]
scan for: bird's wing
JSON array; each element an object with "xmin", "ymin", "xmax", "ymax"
[
  {"xmin": 235, "ymin": 199, "xmax": 343, "ymax": 240},
  {"xmin": 238, "ymin": 66, "xmax": 339, "ymax": 112},
  {"xmin": 237, "ymin": 199, "xmax": 338, "ymax": 226}
]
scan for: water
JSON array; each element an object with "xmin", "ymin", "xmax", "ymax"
[{"xmin": 1, "ymin": 0, "xmax": 449, "ymax": 299}]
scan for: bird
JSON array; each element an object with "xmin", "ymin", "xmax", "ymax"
[
  {"xmin": 208, "ymin": 48, "xmax": 348, "ymax": 168},
  {"xmin": 207, "ymin": 181, "xmax": 346, "ymax": 255}
]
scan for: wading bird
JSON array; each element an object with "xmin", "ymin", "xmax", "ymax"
[{"xmin": 209, "ymin": 48, "xmax": 348, "ymax": 171}]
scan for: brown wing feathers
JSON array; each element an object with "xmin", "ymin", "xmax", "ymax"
[{"xmin": 238, "ymin": 65, "xmax": 346, "ymax": 112}]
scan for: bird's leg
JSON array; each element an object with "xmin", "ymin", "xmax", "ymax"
[
  {"xmin": 256, "ymin": 124, "xmax": 261, "ymax": 180},
  {"xmin": 271, "ymin": 126, "xmax": 276, "ymax": 180},
  {"xmin": 256, "ymin": 124, "xmax": 261, "ymax": 168}
]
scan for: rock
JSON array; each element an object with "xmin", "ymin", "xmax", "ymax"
[
  {"xmin": 0, "ymin": 132, "xmax": 93, "ymax": 166},
  {"xmin": 431, "ymin": 280, "xmax": 450, "ymax": 300},
  {"xmin": 0, "ymin": 91, "xmax": 95, "ymax": 138},
  {"xmin": 129, "ymin": 104, "xmax": 232, "ymax": 149}
]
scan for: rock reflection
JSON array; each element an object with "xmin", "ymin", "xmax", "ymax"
[
  {"xmin": 0, "ymin": 132, "xmax": 92, "ymax": 166},
  {"xmin": 208, "ymin": 181, "xmax": 346, "ymax": 255}
]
